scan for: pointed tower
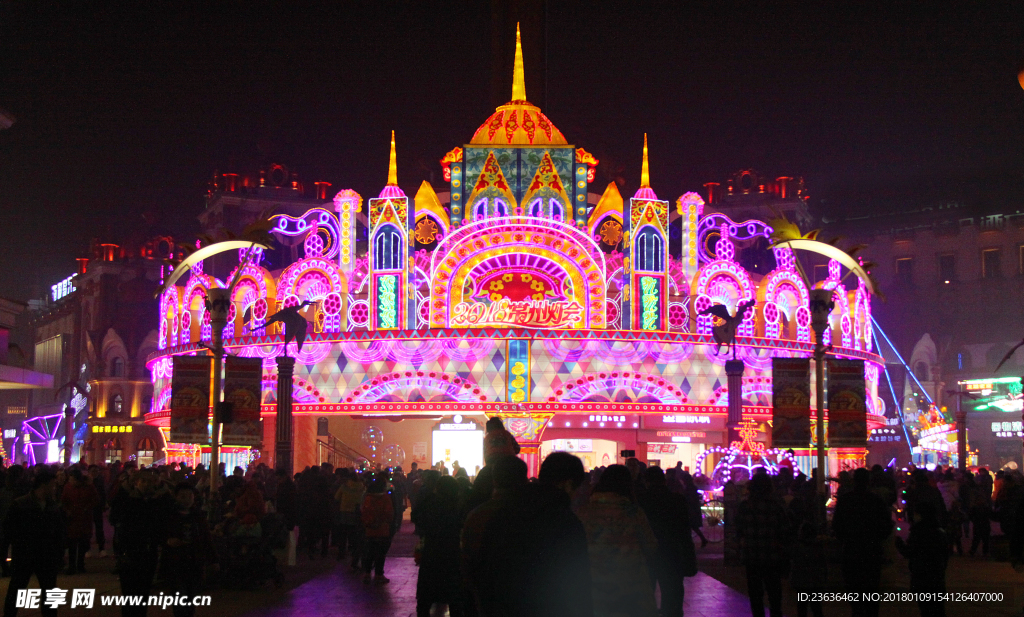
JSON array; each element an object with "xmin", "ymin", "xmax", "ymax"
[
  {"xmin": 368, "ymin": 131, "xmax": 413, "ymax": 329},
  {"xmin": 623, "ymin": 134, "xmax": 670, "ymax": 330},
  {"xmin": 457, "ymin": 24, "xmax": 589, "ymax": 229}
]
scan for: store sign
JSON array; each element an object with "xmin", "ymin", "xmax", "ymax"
[
  {"xmin": 648, "ymin": 443, "xmax": 677, "ymax": 454},
  {"xmin": 643, "ymin": 414, "xmax": 726, "ymax": 432},
  {"xmin": 51, "ymin": 275, "xmax": 76, "ymax": 302},
  {"xmin": 439, "ymin": 423, "xmax": 479, "ymax": 431},
  {"xmin": 663, "ymin": 415, "xmax": 711, "ymax": 425},
  {"xmin": 992, "ymin": 421, "xmax": 1024, "ymax": 438},
  {"xmin": 451, "ymin": 298, "xmax": 584, "ymax": 329},
  {"xmin": 3, "ymin": 430, "xmax": 15, "ymax": 439},
  {"xmin": 638, "ymin": 429, "xmax": 717, "ymax": 443},
  {"xmin": 550, "ymin": 439, "xmax": 593, "ymax": 453}
]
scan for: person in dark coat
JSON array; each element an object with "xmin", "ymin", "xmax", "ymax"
[
  {"xmin": 0, "ymin": 465, "xmax": 27, "ymax": 578},
  {"xmin": 3, "ymin": 471, "xmax": 64, "ymax": 617},
  {"xmin": 274, "ymin": 468, "xmax": 297, "ymax": 531},
  {"xmin": 736, "ymin": 472, "xmax": 790, "ymax": 617},
  {"xmin": 895, "ymin": 501, "xmax": 948, "ymax": 617},
  {"xmin": 482, "ymin": 417, "xmax": 520, "ymax": 465},
  {"xmin": 832, "ymin": 468, "xmax": 893, "ymax": 617},
  {"xmin": 462, "ymin": 453, "xmax": 593, "ymax": 617},
  {"xmin": 88, "ymin": 465, "xmax": 109, "ymax": 557},
  {"xmin": 162, "ymin": 484, "xmax": 214, "ymax": 617},
  {"xmin": 109, "ymin": 469, "xmax": 173, "ymax": 617},
  {"xmin": 639, "ymin": 466, "xmax": 697, "ymax": 617},
  {"xmin": 62, "ymin": 468, "xmax": 99, "ymax": 574},
  {"xmin": 413, "ymin": 476, "xmax": 466, "ymax": 617}
]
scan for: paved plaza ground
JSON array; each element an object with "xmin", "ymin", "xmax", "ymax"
[{"xmin": 1, "ymin": 517, "xmax": 1022, "ymax": 616}]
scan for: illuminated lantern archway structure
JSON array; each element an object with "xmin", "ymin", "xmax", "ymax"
[
  {"xmin": 695, "ymin": 418, "xmax": 796, "ymax": 488},
  {"xmin": 146, "ymin": 31, "xmax": 887, "ymax": 477}
]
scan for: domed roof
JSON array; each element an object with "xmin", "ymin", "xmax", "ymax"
[{"xmin": 469, "ymin": 25, "xmax": 568, "ymax": 147}]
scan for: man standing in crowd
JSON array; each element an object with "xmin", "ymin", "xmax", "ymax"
[{"xmin": 3, "ymin": 471, "xmax": 63, "ymax": 617}]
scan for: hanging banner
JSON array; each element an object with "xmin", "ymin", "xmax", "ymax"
[
  {"xmin": 827, "ymin": 359, "xmax": 867, "ymax": 448},
  {"xmin": 171, "ymin": 356, "xmax": 212, "ymax": 444},
  {"xmin": 772, "ymin": 358, "xmax": 812, "ymax": 448},
  {"xmin": 223, "ymin": 356, "xmax": 263, "ymax": 446}
]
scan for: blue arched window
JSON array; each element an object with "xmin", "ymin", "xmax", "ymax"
[
  {"xmin": 550, "ymin": 199, "xmax": 564, "ymax": 221},
  {"xmin": 474, "ymin": 199, "xmax": 488, "ymax": 220},
  {"xmin": 529, "ymin": 199, "xmax": 543, "ymax": 217},
  {"xmin": 494, "ymin": 199, "xmax": 508, "ymax": 217},
  {"xmin": 373, "ymin": 225, "xmax": 403, "ymax": 271},
  {"xmin": 635, "ymin": 227, "xmax": 664, "ymax": 272}
]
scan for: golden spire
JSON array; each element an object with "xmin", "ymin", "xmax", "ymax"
[
  {"xmin": 387, "ymin": 130, "xmax": 397, "ymax": 186},
  {"xmin": 640, "ymin": 133, "xmax": 650, "ymax": 188},
  {"xmin": 512, "ymin": 23, "xmax": 527, "ymax": 102}
]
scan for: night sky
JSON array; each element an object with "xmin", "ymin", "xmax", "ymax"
[{"xmin": 1, "ymin": 2, "xmax": 1022, "ymax": 300}]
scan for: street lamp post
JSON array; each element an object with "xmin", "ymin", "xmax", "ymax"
[
  {"xmin": 809, "ymin": 288, "xmax": 834, "ymax": 498},
  {"xmin": 955, "ymin": 385, "xmax": 968, "ymax": 471},
  {"xmin": 207, "ymin": 288, "xmax": 230, "ymax": 500}
]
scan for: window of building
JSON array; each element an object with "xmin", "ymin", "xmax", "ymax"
[
  {"xmin": 110, "ymin": 394, "xmax": 123, "ymax": 417},
  {"xmin": 494, "ymin": 199, "xmax": 508, "ymax": 217},
  {"xmin": 137, "ymin": 438, "xmax": 155, "ymax": 467},
  {"xmin": 895, "ymin": 258, "xmax": 913, "ymax": 284},
  {"xmin": 938, "ymin": 253, "xmax": 955, "ymax": 283},
  {"xmin": 550, "ymin": 199, "xmax": 563, "ymax": 220},
  {"xmin": 983, "ymin": 248, "xmax": 1002, "ymax": 279},
  {"xmin": 105, "ymin": 438, "xmax": 122, "ymax": 464},
  {"xmin": 529, "ymin": 199, "xmax": 543, "ymax": 217},
  {"xmin": 111, "ymin": 357, "xmax": 125, "ymax": 378}
]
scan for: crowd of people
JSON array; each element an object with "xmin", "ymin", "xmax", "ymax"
[{"xmin": 0, "ymin": 418, "xmax": 1021, "ymax": 617}]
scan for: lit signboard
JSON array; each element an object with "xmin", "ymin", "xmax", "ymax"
[
  {"xmin": 663, "ymin": 415, "xmax": 712, "ymax": 424},
  {"xmin": 960, "ymin": 377, "xmax": 1023, "ymax": 413},
  {"xmin": 51, "ymin": 275, "xmax": 76, "ymax": 302}
]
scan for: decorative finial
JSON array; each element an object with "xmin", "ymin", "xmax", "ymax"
[
  {"xmin": 512, "ymin": 23, "xmax": 527, "ymax": 102},
  {"xmin": 387, "ymin": 130, "xmax": 397, "ymax": 186},
  {"xmin": 641, "ymin": 133, "xmax": 650, "ymax": 189}
]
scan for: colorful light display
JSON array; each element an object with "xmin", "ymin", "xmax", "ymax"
[{"xmin": 146, "ymin": 29, "xmax": 886, "ymax": 476}]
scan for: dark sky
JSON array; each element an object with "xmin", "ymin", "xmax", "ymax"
[{"xmin": 1, "ymin": 1, "xmax": 1022, "ymax": 300}]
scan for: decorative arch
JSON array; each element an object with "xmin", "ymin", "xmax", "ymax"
[
  {"xmin": 181, "ymin": 273, "xmax": 216, "ymax": 345},
  {"xmin": 429, "ymin": 217, "xmax": 606, "ymax": 328},
  {"xmin": 709, "ymin": 376, "xmax": 774, "ymax": 406},
  {"xmin": 634, "ymin": 225, "xmax": 665, "ymax": 272},
  {"xmin": 345, "ymin": 371, "xmax": 486, "ymax": 403},
  {"xmin": 552, "ymin": 371, "xmax": 689, "ymax": 404},
  {"xmin": 261, "ymin": 374, "xmax": 325, "ymax": 405},
  {"xmin": 227, "ymin": 262, "xmax": 277, "ymax": 338},
  {"xmin": 158, "ymin": 286, "xmax": 180, "ymax": 350},
  {"xmin": 692, "ymin": 261, "xmax": 756, "ymax": 336},
  {"xmin": 101, "ymin": 329, "xmax": 129, "ymax": 377},
  {"xmin": 276, "ymin": 257, "xmax": 348, "ymax": 334},
  {"xmin": 759, "ymin": 268, "xmax": 810, "ymax": 341}
]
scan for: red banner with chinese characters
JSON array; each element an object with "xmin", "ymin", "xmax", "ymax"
[
  {"xmin": 771, "ymin": 358, "xmax": 811, "ymax": 448},
  {"xmin": 223, "ymin": 356, "xmax": 263, "ymax": 446},
  {"xmin": 171, "ymin": 356, "xmax": 211, "ymax": 445},
  {"xmin": 826, "ymin": 359, "xmax": 867, "ymax": 448}
]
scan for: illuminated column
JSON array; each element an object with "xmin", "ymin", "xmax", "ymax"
[
  {"xmin": 574, "ymin": 162, "xmax": 588, "ymax": 228},
  {"xmin": 629, "ymin": 135, "xmax": 669, "ymax": 331},
  {"xmin": 368, "ymin": 131, "xmax": 409, "ymax": 330},
  {"xmin": 678, "ymin": 192, "xmax": 705, "ymax": 286},
  {"xmin": 333, "ymin": 189, "xmax": 362, "ymax": 274},
  {"xmin": 450, "ymin": 162, "xmax": 464, "ymax": 227},
  {"xmin": 506, "ymin": 340, "xmax": 530, "ymax": 404},
  {"xmin": 275, "ymin": 356, "xmax": 295, "ymax": 476}
]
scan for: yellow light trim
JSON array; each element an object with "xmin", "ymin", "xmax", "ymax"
[
  {"xmin": 512, "ymin": 23, "xmax": 526, "ymax": 102},
  {"xmin": 387, "ymin": 130, "xmax": 398, "ymax": 186},
  {"xmin": 640, "ymin": 133, "xmax": 650, "ymax": 189}
]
